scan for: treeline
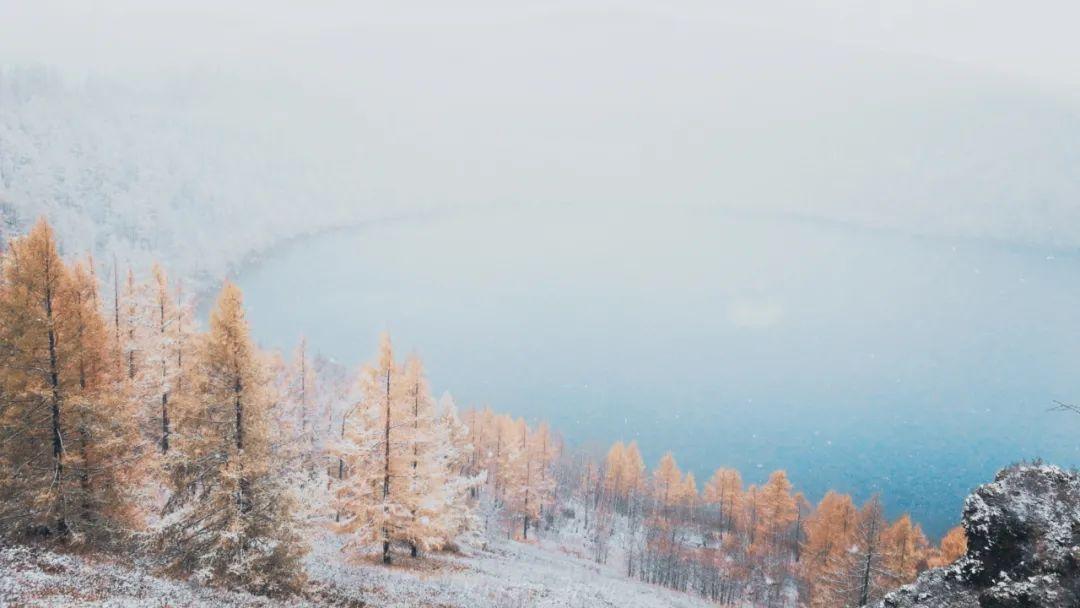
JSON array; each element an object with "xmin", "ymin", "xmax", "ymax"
[
  {"xmin": 0, "ymin": 219, "xmax": 483, "ymax": 594},
  {"xmin": 0, "ymin": 219, "xmax": 964, "ymax": 606},
  {"xmin": 0, "ymin": 220, "xmax": 307, "ymax": 593},
  {"xmin": 565, "ymin": 446, "xmax": 967, "ymax": 606}
]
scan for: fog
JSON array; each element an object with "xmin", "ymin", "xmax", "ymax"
[
  {"xmin": 4, "ymin": 2, "xmax": 1080, "ymax": 536},
  {"xmin": 5, "ymin": 1, "xmax": 1080, "ymax": 249}
]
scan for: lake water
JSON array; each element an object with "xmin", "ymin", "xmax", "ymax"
[{"xmin": 234, "ymin": 204, "xmax": 1080, "ymax": 538}]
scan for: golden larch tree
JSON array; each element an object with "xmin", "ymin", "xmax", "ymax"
[
  {"xmin": 160, "ymin": 282, "xmax": 305, "ymax": 594},
  {"xmin": 0, "ymin": 219, "xmax": 140, "ymax": 541},
  {"xmin": 928, "ymin": 525, "xmax": 967, "ymax": 567}
]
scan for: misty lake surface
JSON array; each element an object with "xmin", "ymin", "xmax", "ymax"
[{"xmin": 234, "ymin": 204, "xmax": 1080, "ymax": 538}]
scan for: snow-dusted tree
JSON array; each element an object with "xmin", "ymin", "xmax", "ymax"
[
  {"xmin": 399, "ymin": 354, "xmax": 442, "ymax": 556},
  {"xmin": 679, "ymin": 472, "xmax": 698, "ymax": 515},
  {"xmin": 433, "ymin": 394, "xmax": 482, "ymax": 549},
  {"xmin": 514, "ymin": 419, "xmax": 542, "ymax": 539},
  {"xmin": 284, "ymin": 336, "xmax": 319, "ymax": 467},
  {"xmin": 142, "ymin": 264, "xmax": 187, "ymax": 454},
  {"xmin": 335, "ymin": 334, "xmax": 411, "ymax": 564},
  {"xmin": 741, "ymin": 484, "xmax": 761, "ymax": 548},
  {"xmin": 816, "ymin": 495, "xmax": 891, "ymax": 607},
  {"xmin": 0, "ymin": 219, "xmax": 141, "ymax": 542},
  {"xmin": 604, "ymin": 440, "xmax": 645, "ymax": 514},
  {"xmin": 801, "ymin": 490, "xmax": 857, "ymax": 606},
  {"xmin": 121, "ymin": 268, "xmax": 142, "ymax": 381},
  {"xmin": 532, "ymin": 422, "xmax": 557, "ymax": 522},
  {"xmin": 336, "ymin": 339, "xmax": 479, "ymax": 561},
  {"xmin": 927, "ymin": 524, "xmax": 966, "ymax": 567},
  {"xmin": 160, "ymin": 282, "xmax": 305, "ymax": 594},
  {"xmin": 621, "ymin": 441, "xmax": 646, "ymax": 514},
  {"xmin": 492, "ymin": 417, "xmax": 525, "ymax": 538},
  {"xmin": 755, "ymin": 470, "xmax": 797, "ymax": 558},
  {"xmin": 703, "ymin": 467, "xmax": 742, "ymax": 538},
  {"xmin": 652, "ymin": 452, "xmax": 683, "ymax": 515},
  {"xmin": 881, "ymin": 514, "xmax": 929, "ymax": 587},
  {"xmin": 65, "ymin": 259, "xmax": 144, "ymax": 539},
  {"xmin": 604, "ymin": 441, "xmax": 628, "ymax": 505}
]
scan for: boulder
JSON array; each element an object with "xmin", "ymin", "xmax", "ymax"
[{"xmin": 876, "ymin": 463, "xmax": 1080, "ymax": 608}]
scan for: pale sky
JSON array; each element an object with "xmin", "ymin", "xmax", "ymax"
[{"xmin": 3, "ymin": 1, "xmax": 1080, "ymax": 95}]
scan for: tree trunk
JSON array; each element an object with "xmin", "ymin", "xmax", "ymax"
[
  {"xmin": 382, "ymin": 369, "xmax": 392, "ymax": 564},
  {"xmin": 45, "ymin": 262, "xmax": 66, "ymax": 534},
  {"xmin": 410, "ymin": 378, "xmax": 419, "ymax": 559},
  {"xmin": 234, "ymin": 371, "xmax": 248, "ymax": 514},
  {"xmin": 336, "ymin": 409, "xmax": 346, "ymax": 522},
  {"xmin": 112, "ymin": 257, "xmax": 120, "ymax": 360},
  {"xmin": 161, "ymin": 392, "xmax": 169, "ymax": 453},
  {"xmin": 160, "ymin": 294, "xmax": 169, "ymax": 453}
]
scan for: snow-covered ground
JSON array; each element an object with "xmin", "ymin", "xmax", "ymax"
[
  {"xmin": 303, "ymin": 529, "xmax": 708, "ymax": 608},
  {"xmin": 0, "ymin": 531, "xmax": 712, "ymax": 608},
  {"xmin": 0, "ymin": 545, "xmax": 289, "ymax": 608}
]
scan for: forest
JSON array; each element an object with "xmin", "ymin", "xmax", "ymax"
[{"xmin": 0, "ymin": 218, "xmax": 967, "ymax": 607}]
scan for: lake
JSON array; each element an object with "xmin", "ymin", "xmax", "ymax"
[{"xmin": 234, "ymin": 204, "xmax": 1080, "ymax": 538}]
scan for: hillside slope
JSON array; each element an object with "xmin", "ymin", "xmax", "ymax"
[
  {"xmin": 0, "ymin": 532, "xmax": 710, "ymax": 608},
  {"xmin": 0, "ymin": 68, "xmax": 373, "ymax": 288}
]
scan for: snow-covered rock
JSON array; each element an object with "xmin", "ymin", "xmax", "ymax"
[{"xmin": 874, "ymin": 463, "xmax": 1080, "ymax": 608}]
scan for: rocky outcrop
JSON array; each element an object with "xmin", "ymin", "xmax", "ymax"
[{"xmin": 876, "ymin": 463, "xmax": 1080, "ymax": 608}]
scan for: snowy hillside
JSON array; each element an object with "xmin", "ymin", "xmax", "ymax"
[
  {"xmin": 0, "ymin": 67, "xmax": 386, "ymax": 288},
  {"xmin": 1, "ymin": 532, "xmax": 711, "ymax": 608}
]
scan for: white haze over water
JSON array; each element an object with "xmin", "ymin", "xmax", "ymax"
[
  {"xmin": 236, "ymin": 205, "xmax": 1080, "ymax": 538},
  {"xmin": 5, "ymin": 1, "xmax": 1080, "ymax": 537}
]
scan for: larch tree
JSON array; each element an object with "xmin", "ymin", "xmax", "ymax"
[
  {"xmin": 144, "ymin": 264, "xmax": 184, "ymax": 454},
  {"xmin": 679, "ymin": 471, "xmax": 698, "ymax": 524},
  {"xmin": 802, "ymin": 491, "xmax": 858, "ymax": 606},
  {"xmin": 604, "ymin": 442, "xmax": 628, "ymax": 506},
  {"xmin": 66, "ymin": 259, "xmax": 144, "ymax": 539},
  {"xmin": 286, "ymin": 336, "xmax": 319, "ymax": 467},
  {"xmin": 881, "ymin": 514, "xmax": 929, "ymax": 587},
  {"xmin": 621, "ymin": 441, "xmax": 646, "ymax": 512},
  {"xmin": 532, "ymin": 422, "xmax": 556, "ymax": 522},
  {"xmin": 928, "ymin": 525, "xmax": 967, "ymax": 567},
  {"xmin": 433, "ymin": 394, "xmax": 481, "ymax": 549},
  {"xmin": 121, "ymin": 268, "xmax": 142, "ymax": 382},
  {"xmin": 493, "ymin": 414, "xmax": 524, "ymax": 512},
  {"xmin": 755, "ymin": 470, "xmax": 797, "ymax": 558},
  {"xmin": 652, "ymin": 452, "xmax": 683, "ymax": 516},
  {"xmin": 741, "ymin": 485, "xmax": 761, "ymax": 549},
  {"xmin": 160, "ymin": 282, "xmax": 305, "ymax": 594},
  {"xmin": 335, "ymin": 334, "xmax": 412, "ymax": 564},
  {"xmin": 817, "ymin": 496, "xmax": 891, "ymax": 607},
  {"xmin": 703, "ymin": 468, "xmax": 742, "ymax": 539},
  {"xmin": 0, "ymin": 219, "xmax": 139, "ymax": 541},
  {"xmin": 502, "ymin": 418, "xmax": 539, "ymax": 540},
  {"xmin": 514, "ymin": 419, "xmax": 555, "ymax": 540},
  {"xmin": 400, "ymin": 353, "xmax": 442, "ymax": 556},
  {"xmin": 792, "ymin": 491, "xmax": 812, "ymax": 563}
]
